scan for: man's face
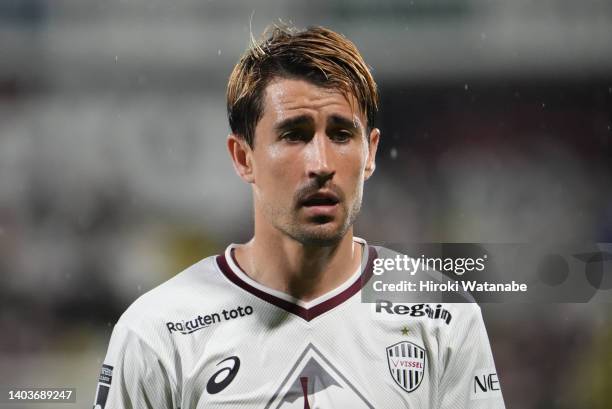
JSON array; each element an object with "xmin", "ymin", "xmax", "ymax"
[{"xmin": 236, "ymin": 77, "xmax": 379, "ymax": 246}]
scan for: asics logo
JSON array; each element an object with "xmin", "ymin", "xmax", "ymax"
[{"xmin": 206, "ymin": 356, "xmax": 241, "ymax": 394}]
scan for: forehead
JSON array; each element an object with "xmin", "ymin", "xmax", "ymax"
[{"xmin": 261, "ymin": 77, "xmax": 364, "ymax": 126}]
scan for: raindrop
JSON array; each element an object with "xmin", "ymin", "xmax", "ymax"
[
  {"xmin": 464, "ymin": 84, "xmax": 469, "ymax": 91},
  {"xmin": 114, "ymin": 55, "xmax": 118, "ymax": 62},
  {"xmin": 390, "ymin": 148, "xmax": 398, "ymax": 159},
  {"xmin": 218, "ymin": 49, "xmax": 222, "ymax": 56}
]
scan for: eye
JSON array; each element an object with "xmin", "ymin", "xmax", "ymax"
[
  {"xmin": 330, "ymin": 129, "xmax": 354, "ymax": 142},
  {"xmin": 280, "ymin": 129, "xmax": 310, "ymax": 142}
]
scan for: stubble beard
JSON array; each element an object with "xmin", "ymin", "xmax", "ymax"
[{"xmin": 265, "ymin": 190, "xmax": 363, "ymax": 247}]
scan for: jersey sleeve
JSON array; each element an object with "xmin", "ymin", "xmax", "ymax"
[
  {"xmin": 93, "ymin": 323, "xmax": 176, "ymax": 409},
  {"xmin": 437, "ymin": 305, "xmax": 505, "ymax": 409}
]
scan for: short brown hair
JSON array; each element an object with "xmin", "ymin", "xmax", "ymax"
[{"xmin": 226, "ymin": 25, "xmax": 379, "ymax": 147}]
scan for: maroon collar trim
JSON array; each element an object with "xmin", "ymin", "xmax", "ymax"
[{"xmin": 215, "ymin": 246, "xmax": 377, "ymax": 322}]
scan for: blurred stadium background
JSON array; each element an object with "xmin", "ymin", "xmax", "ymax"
[{"xmin": 0, "ymin": 0, "xmax": 611, "ymax": 407}]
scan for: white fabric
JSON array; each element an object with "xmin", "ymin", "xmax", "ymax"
[{"xmin": 93, "ymin": 239, "xmax": 505, "ymax": 409}]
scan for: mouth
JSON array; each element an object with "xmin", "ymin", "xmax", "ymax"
[
  {"xmin": 299, "ymin": 191, "xmax": 340, "ymax": 208},
  {"xmin": 298, "ymin": 191, "xmax": 341, "ymax": 221}
]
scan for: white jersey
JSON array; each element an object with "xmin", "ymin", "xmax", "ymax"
[{"xmin": 93, "ymin": 238, "xmax": 505, "ymax": 409}]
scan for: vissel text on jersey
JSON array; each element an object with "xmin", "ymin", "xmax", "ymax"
[{"xmin": 166, "ymin": 305, "xmax": 254, "ymax": 335}]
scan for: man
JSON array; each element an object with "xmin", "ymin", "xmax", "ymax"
[{"xmin": 93, "ymin": 25, "xmax": 505, "ymax": 408}]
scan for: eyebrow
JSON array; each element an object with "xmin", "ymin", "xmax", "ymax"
[
  {"xmin": 273, "ymin": 113, "xmax": 363, "ymax": 134},
  {"xmin": 274, "ymin": 115, "xmax": 314, "ymax": 132},
  {"xmin": 327, "ymin": 114, "xmax": 362, "ymax": 131}
]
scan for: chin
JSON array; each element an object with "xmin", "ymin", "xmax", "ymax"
[{"xmin": 290, "ymin": 223, "xmax": 349, "ymax": 247}]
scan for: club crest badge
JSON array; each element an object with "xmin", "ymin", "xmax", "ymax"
[{"xmin": 386, "ymin": 341, "xmax": 426, "ymax": 393}]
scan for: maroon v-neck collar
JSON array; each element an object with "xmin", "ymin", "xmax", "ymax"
[{"xmin": 215, "ymin": 243, "xmax": 377, "ymax": 322}]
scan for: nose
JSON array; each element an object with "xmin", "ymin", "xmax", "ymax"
[{"xmin": 306, "ymin": 133, "xmax": 335, "ymax": 185}]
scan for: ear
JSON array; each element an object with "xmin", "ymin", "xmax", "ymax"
[
  {"xmin": 364, "ymin": 127, "xmax": 380, "ymax": 180},
  {"xmin": 227, "ymin": 134, "xmax": 255, "ymax": 183}
]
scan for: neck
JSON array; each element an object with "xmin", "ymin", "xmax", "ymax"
[{"xmin": 234, "ymin": 225, "xmax": 362, "ymax": 302}]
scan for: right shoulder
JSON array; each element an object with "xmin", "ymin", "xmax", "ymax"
[{"xmin": 114, "ymin": 254, "xmax": 233, "ymax": 335}]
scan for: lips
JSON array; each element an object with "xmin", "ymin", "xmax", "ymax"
[{"xmin": 299, "ymin": 191, "xmax": 340, "ymax": 207}]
